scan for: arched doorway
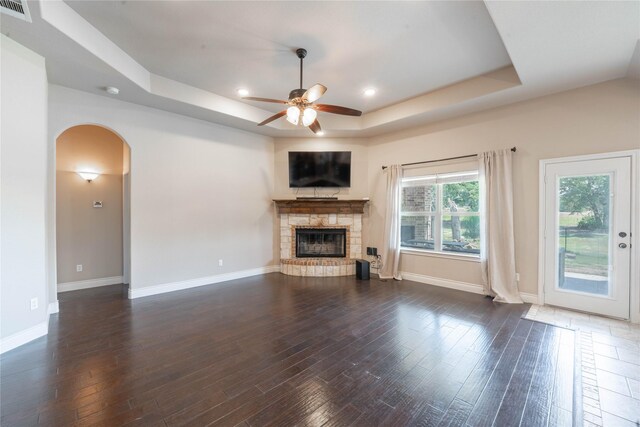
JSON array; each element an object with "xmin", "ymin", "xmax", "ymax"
[{"xmin": 55, "ymin": 125, "xmax": 131, "ymax": 296}]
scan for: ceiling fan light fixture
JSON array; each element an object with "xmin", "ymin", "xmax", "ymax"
[
  {"xmin": 301, "ymin": 108, "xmax": 317, "ymax": 127},
  {"xmin": 245, "ymin": 48, "xmax": 362, "ymax": 134},
  {"xmin": 286, "ymin": 106, "xmax": 301, "ymax": 125}
]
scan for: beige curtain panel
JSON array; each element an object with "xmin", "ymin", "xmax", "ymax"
[
  {"xmin": 380, "ymin": 164, "xmax": 403, "ymax": 280},
  {"xmin": 479, "ymin": 149, "xmax": 523, "ymax": 303}
]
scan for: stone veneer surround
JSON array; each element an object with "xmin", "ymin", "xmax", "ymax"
[{"xmin": 279, "ymin": 212, "xmax": 362, "ymax": 277}]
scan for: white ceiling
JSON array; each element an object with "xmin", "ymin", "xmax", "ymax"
[
  {"xmin": 1, "ymin": 1, "xmax": 638, "ymax": 137},
  {"xmin": 64, "ymin": 1, "xmax": 512, "ymax": 114}
]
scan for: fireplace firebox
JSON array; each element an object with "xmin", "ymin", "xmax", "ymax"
[{"xmin": 296, "ymin": 228, "xmax": 346, "ymax": 258}]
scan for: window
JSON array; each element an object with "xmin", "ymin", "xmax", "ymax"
[{"xmin": 401, "ymin": 171, "xmax": 481, "ymax": 256}]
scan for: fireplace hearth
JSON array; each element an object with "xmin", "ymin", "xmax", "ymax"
[{"xmin": 296, "ymin": 228, "xmax": 346, "ymax": 258}]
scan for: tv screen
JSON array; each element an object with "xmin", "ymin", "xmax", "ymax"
[{"xmin": 289, "ymin": 151, "xmax": 351, "ymax": 188}]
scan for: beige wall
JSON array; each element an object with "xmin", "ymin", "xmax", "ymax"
[
  {"xmin": 123, "ymin": 143, "xmax": 131, "ymax": 285},
  {"xmin": 49, "ymin": 85, "xmax": 275, "ymax": 295},
  {"xmin": 272, "ymin": 137, "xmax": 371, "ymax": 263},
  {"xmin": 273, "ymin": 79, "xmax": 639, "ymax": 296},
  {"xmin": 56, "ymin": 125, "xmax": 125, "ymax": 284},
  {"xmin": 273, "ymin": 137, "xmax": 369, "ymax": 199},
  {"xmin": 366, "ymin": 78, "xmax": 640, "ymax": 296},
  {"xmin": 48, "ymin": 78, "xmax": 638, "ymax": 304},
  {"xmin": 57, "ymin": 125, "xmax": 125, "ymax": 174},
  {"xmin": 1, "ymin": 35, "xmax": 49, "ymax": 343}
]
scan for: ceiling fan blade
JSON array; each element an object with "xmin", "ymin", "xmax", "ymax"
[
  {"xmin": 243, "ymin": 97, "xmax": 289, "ymax": 104},
  {"xmin": 302, "ymin": 84, "xmax": 327, "ymax": 103},
  {"xmin": 315, "ymin": 104, "xmax": 362, "ymax": 117},
  {"xmin": 309, "ymin": 119, "xmax": 322, "ymax": 134},
  {"xmin": 258, "ymin": 110, "xmax": 287, "ymax": 126}
]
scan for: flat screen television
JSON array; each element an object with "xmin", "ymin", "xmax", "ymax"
[{"xmin": 289, "ymin": 151, "xmax": 351, "ymax": 188}]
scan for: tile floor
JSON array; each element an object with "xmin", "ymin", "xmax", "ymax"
[{"xmin": 524, "ymin": 305, "xmax": 640, "ymax": 426}]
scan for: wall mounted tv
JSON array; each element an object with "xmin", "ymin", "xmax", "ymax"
[{"xmin": 289, "ymin": 151, "xmax": 351, "ymax": 188}]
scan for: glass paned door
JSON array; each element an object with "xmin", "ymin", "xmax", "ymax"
[
  {"xmin": 544, "ymin": 157, "xmax": 631, "ymax": 319},
  {"xmin": 557, "ymin": 175, "xmax": 611, "ymax": 296}
]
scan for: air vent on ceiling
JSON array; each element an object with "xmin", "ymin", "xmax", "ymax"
[{"xmin": 0, "ymin": 0, "xmax": 31, "ymax": 22}]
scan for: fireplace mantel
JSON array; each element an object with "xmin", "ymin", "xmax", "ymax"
[{"xmin": 273, "ymin": 199, "xmax": 369, "ymax": 214}]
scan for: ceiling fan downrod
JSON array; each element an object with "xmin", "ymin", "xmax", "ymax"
[
  {"xmin": 288, "ymin": 48, "xmax": 308, "ymax": 100},
  {"xmin": 297, "ymin": 48, "xmax": 307, "ymax": 90}
]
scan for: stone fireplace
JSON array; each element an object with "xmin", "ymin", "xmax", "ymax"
[{"xmin": 274, "ymin": 199, "xmax": 368, "ymax": 277}]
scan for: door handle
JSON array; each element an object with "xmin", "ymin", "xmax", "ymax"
[{"xmin": 619, "ymin": 243, "xmax": 628, "ymax": 249}]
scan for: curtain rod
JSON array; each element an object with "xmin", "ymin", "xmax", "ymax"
[{"xmin": 381, "ymin": 147, "xmax": 516, "ymax": 170}]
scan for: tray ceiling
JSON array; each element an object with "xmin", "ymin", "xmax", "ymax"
[{"xmin": 1, "ymin": 1, "xmax": 638, "ymax": 137}]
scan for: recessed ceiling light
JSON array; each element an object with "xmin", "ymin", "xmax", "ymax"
[
  {"xmin": 316, "ymin": 131, "xmax": 325, "ymax": 136},
  {"xmin": 237, "ymin": 88, "xmax": 249, "ymax": 97},
  {"xmin": 363, "ymin": 88, "xmax": 376, "ymax": 97},
  {"xmin": 105, "ymin": 86, "xmax": 119, "ymax": 95}
]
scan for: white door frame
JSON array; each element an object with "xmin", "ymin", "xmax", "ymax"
[{"xmin": 538, "ymin": 150, "xmax": 640, "ymax": 323}]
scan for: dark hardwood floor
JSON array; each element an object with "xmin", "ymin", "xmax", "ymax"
[{"xmin": 0, "ymin": 274, "xmax": 576, "ymax": 426}]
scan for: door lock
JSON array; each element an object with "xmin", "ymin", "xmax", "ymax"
[
  {"xmin": 618, "ymin": 243, "xmax": 628, "ymax": 249},
  {"xmin": 619, "ymin": 232, "xmax": 627, "ymax": 238}
]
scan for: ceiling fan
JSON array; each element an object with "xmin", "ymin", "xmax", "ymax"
[{"xmin": 243, "ymin": 48, "xmax": 362, "ymax": 134}]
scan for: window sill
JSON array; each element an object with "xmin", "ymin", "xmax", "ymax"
[{"xmin": 400, "ymin": 248, "xmax": 481, "ymax": 263}]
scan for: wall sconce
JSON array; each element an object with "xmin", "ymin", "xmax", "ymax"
[{"xmin": 77, "ymin": 172, "xmax": 99, "ymax": 182}]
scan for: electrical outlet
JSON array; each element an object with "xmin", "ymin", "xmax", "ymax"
[
  {"xmin": 76, "ymin": 264, "xmax": 83, "ymax": 272},
  {"xmin": 30, "ymin": 297, "xmax": 38, "ymax": 310},
  {"xmin": 218, "ymin": 259, "xmax": 223, "ymax": 267},
  {"xmin": 515, "ymin": 273, "xmax": 520, "ymax": 282}
]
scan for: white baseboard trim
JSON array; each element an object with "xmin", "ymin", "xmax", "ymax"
[
  {"xmin": 400, "ymin": 271, "xmax": 538, "ymax": 304},
  {"xmin": 0, "ymin": 321, "xmax": 48, "ymax": 354},
  {"xmin": 400, "ymin": 272, "xmax": 485, "ymax": 295},
  {"xmin": 58, "ymin": 276, "xmax": 124, "ymax": 293},
  {"xmin": 520, "ymin": 292, "xmax": 539, "ymax": 305},
  {"xmin": 48, "ymin": 301, "xmax": 59, "ymax": 314},
  {"xmin": 128, "ymin": 265, "xmax": 281, "ymax": 299}
]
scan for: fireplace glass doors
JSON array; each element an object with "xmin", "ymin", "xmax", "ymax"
[{"xmin": 295, "ymin": 228, "xmax": 346, "ymax": 258}]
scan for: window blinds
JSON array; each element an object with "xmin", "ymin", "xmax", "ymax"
[{"xmin": 402, "ymin": 171, "xmax": 478, "ymax": 187}]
